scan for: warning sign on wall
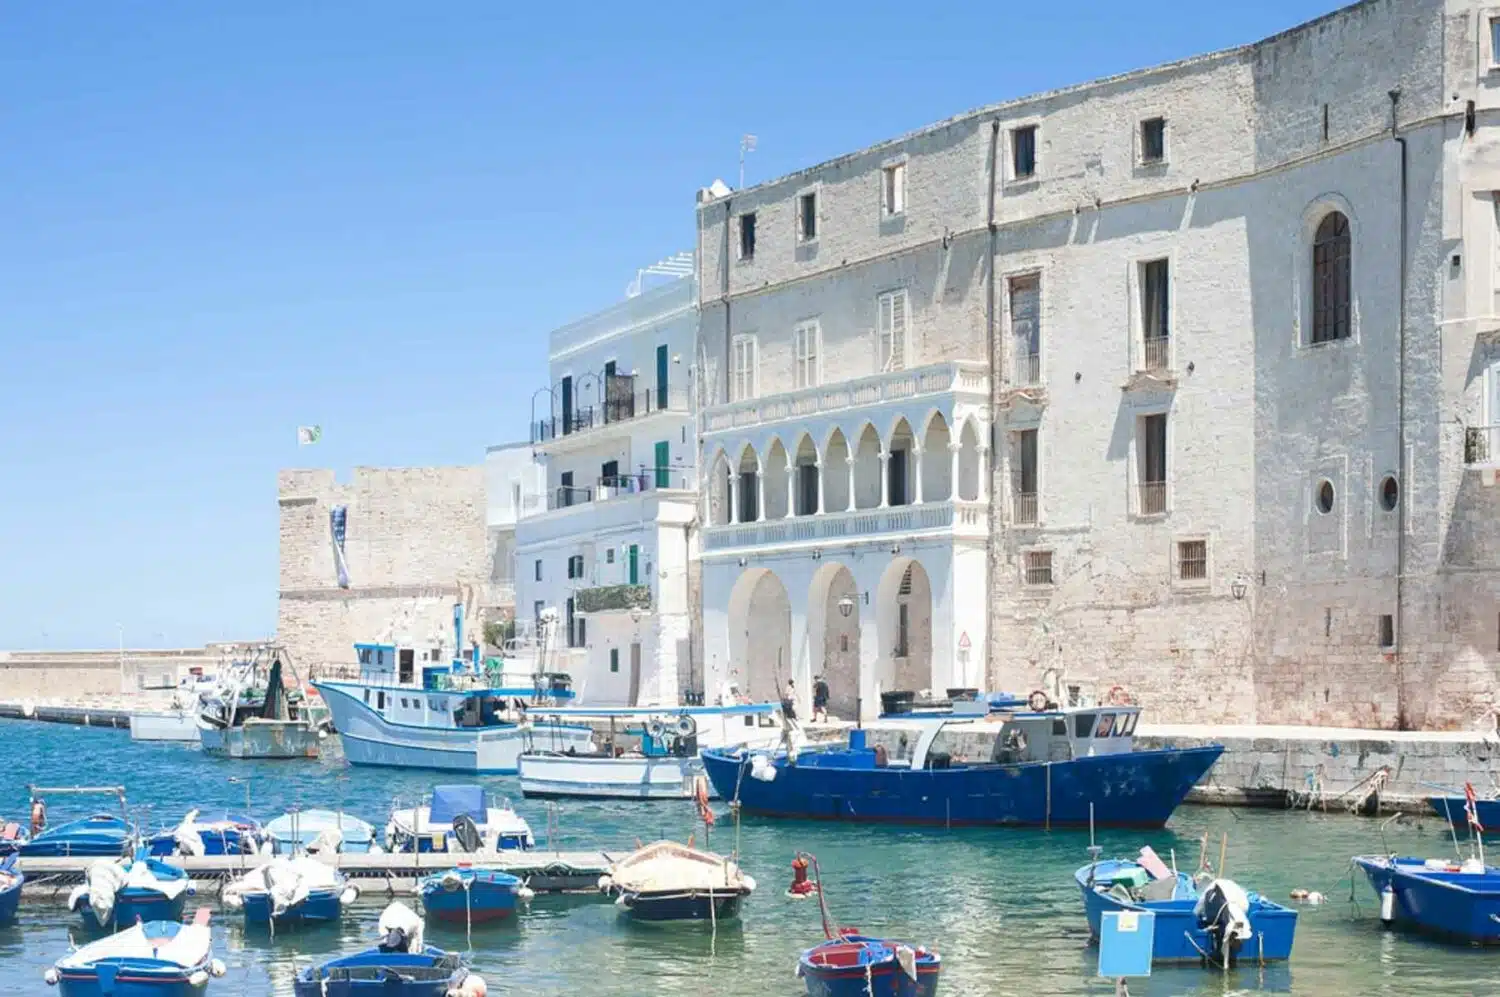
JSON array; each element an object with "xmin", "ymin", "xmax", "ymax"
[{"xmin": 957, "ymin": 631, "xmax": 971, "ymax": 650}]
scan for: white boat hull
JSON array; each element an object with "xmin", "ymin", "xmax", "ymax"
[
  {"xmin": 317, "ymin": 682, "xmax": 594, "ymax": 775},
  {"xmin": 128, "ymin": 711, "xmax": 201, "ymax": 743},
  {"xmin": 518, "ymin": 754, "xmax": 711, "ymax": 800}
]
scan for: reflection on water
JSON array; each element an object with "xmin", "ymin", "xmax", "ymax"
[{"xmin": 0, "ymin": 718, "xmax": 1494, "ymax": 996}]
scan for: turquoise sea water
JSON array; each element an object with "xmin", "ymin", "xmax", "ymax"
[{"xmin": 0, "ymin": 717, "xmax": 1495, "ymax": 996}]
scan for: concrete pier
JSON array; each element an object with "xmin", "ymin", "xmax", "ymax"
[{"xmin": 0, "ymin": 702, "xmax": 131, "ymax": 728}]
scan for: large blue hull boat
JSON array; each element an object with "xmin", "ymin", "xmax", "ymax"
[
  {"xmin": 45, "ymin": 915, "xmax": 220, "ymax": 997},
  {"xmin": 701, "ymin": 705, "xmax": 1220, "ymax": 828},
  {"xmin": 798, "ymin": 934, "xmax": 940, "ymax": 997},
  {"xmin": 1076, "ymin": 857, "xmax": 1297, "ymax": 963},
  {"xmin": 22, "ymin": 815, "xmax": 132, "ymax": 858},
  {"xmin": 70, "ymin": 858, "xmax": 194, "ymax": 933},
  {"xmin": 419, "ymin": 868, "xmax": 525, "ymax": 924},
  {"xmin": 0, "ymin": 855, "xmax": 22, "ymax": 925},
  {"xmin": 1427, "ymin": 796, "xmax": 1500, "ymax": 838},
  {"xmin": 1354, "ymin": 855, "xmax": 1500, "ymax": 943},
  {"xmin": 292, "ymin": 947, "xmax": 469, "ymax": 997}
]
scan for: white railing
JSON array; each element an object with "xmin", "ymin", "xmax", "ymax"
[
  {"xmin": 702, "ymin": 499, "xmax": 987, "ymax": 551},
  {"xmin": 517, "ymin": 488, "xmax": 698, "ymax": 547},
  {"xmin": 1140, "ymin": 337, "xmax": 1171, "ymax": 372},
  {"xmin": 703, "ymin": 361, "xmax": 989, "ymax": 433}
]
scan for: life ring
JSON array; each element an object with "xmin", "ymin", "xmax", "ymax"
[
  {"xmin": 675, "ymin": 714, "xmax": 697, "ymax": 738},
  {"xmin": 1027, "ymin": 690, "xmax": 1049, "ymax": 712},
  {"xmin": 1107, "ymin": 685, "xmax": 1131, "ymax": 706}
]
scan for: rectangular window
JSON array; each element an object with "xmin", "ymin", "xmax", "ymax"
[
  {"xmin": 606, "ymin": 548, "xmax": 615, "ymax": 564},
  {"xmin": 560, "ymin": 375, "xmax": 574, "ymax": 434},
  {"xmin": 1011, "ymin": 429, "xmax": 1038, "ymax": 525},
  {"xmin": 1009, "ymin": 274, "xmax": 1040, "ymax": 385},
  {"xmin": 1492, "ymin": 17, "xmax": 1500, "ymax": 66},
  {"xmin": 600, "ymin": 459, "xmax": 619, "ymax": 489},
  {"xmin": 655, "ymin": 343, "xmax": 669, "ymax": 410},
  {"xmin": 1177, "ymin": 540, "xmax": 1208, "ymax": 581},
  {"xmin": 1024, "ymin": 550, "xmax": 1053, "ymax": 585},
  {"xmin": 793, "ymin": 320, "xmax": 820, "ymax": 389},
  {"xmin": 882, "ymin": 162, "xmax": 906, "ymax": 216},
  {"xmin": 566, "ymin": 597, "xmax": 577, "ymax": 647},
  {"xmin": 534, "ymin": 559, "xmax": 542, "ymax": 581},
  {"xmin": 1012, "ymin": 125, "xmax": 1037, "ymax": 179},
  {"xmin": 1074, "ymin": 713, "xmax": 1095, "ymax": 737},
  {"xmin": 797, "ymin": 462, "xmax": 818, "ymax": 516},
  {"xmin": 1140, "ymin": 117, "xmax": 1166, "ymax": 163},
  {"xmin": 739, "ymin": 212, "xmax": 756, "ymax": 260},
  {"xmin": 877, "ymin": 289, "xmax": 908, "ymax": 371},
  {"xmin": 738, "ymin": 469, "xmax": 759, "ymax": 522},
  {"xmin": 1379, "ymin": 614, "xmax": 1396, "ymax": 649},
  {"xmin": 896, "ymin": 603, "xmax": 909, "ymax": 658},
  {"xmin": 730, "ymin": 334, "xmax": 758, "ymax": 401},
  {"xmin": 1138, "ymin": 413, "xmax": 1168, "ymax": 515},
  {"xmin": 1140, "ymin": 259, "xmax": 1170, "ymax": 368},
  {"xmin": 655, "ymin": 440, "xmax": 670, "ymax": 489},
  {"xmin": 798, "ymin": 191, "xmax": 818, "ymax": 241},
  {"xmin": 377, "ymin": 691, "xmax": 386, "ymax": 710},
  {"xmin": 559, "ymin": 470, "xmax": 574, "ymax": 508},
  {"xmin": 610, "ymin": 648, "xmax": 619, "ymax": 673},
  {"xmin": 888, "ymin": 448, "xmax": 908, "ymax": 507}
]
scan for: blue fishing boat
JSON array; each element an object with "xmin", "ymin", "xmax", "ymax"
[
  {"xmin": 1076, "ymin": 850, "xmax": 1297, "ymax": 964},
  {"xmin": 0, "ymin": 854, "xmax": 22, "ymax": 926},
  {"xmin": 418, "ymin": 866, "xmax": 529, "ymax": 923},
  {"xmin": 0, "ymin": 818, "xmax": 28, "ymax": 856},
  {"xmin": 147, "ymin": 811, "xmax": 265, "ymax": 858},
  {"xmin": 223, "ymin": 857, "xmax": 355, "ymax": 927},
  {"xmin": 1427, "ymin": 793, "xmax": 1500, "ymax": 838},
  {"xmin": 292, "ymin": 903, "xmax": 481, "ymax": 997},
  {"xmin": 599, "ymin": 840, "xmax": 755, "ymax": 922},
  {"xmin": 1354, "ymin": 854, "xmax": 1500, "ymax": 943},
  {"xmin": 798, "ymin": 934, "xmax": 941, "ymax": 997},
  {"xmin": 43, "ymin": 910, "xmax": 224, "ymax": 997},
  {"xmin": 21, "ymin": 786, "xmax": 133, "ymax": 858},
  {"xmin": 386, "ymin": 785, "xmax": 533, "ymax": 854},
  {"xmin": 701, "ymin": 704, "xmax": 1221, "ymax": 828},
  {"xmin": 69, "ymin": 857, "xmax": 194, "ymax": 933}
]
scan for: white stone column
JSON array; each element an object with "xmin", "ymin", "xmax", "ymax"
[
  {"xmin": 785, "ymin": 463, "xmax": 797, "ymax": 518},
  {"xmin": 755, "ymin": 463, "xmax": 766, "ymax": 522},
  {"xmin": 912, "ymin": 447, "xmax": 924, "ymax": 505},
  {"xmin": 729, "ymin": 473, "xmax": 741, "ymax": 525},
  {"xmin": 845, "ymin": 457, "xmax": 856, "ymax": 512},
  {"xmin": 949, "ymin": 442, "xmax": 962, "ymax": 501},
  {"xmin": 879, "ymin": 452, "xmax": 891, "ymax": 509},
  {"xmin": 814, "ymin": 461, "xmax": 825, "ymax": 514},
  {"xmin": 977, "ymin": 447, "xmax": 991, "ymax": 502}
]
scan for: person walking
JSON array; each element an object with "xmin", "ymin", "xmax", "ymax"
[
  {"xmin": 782, "ymin": 679, "xmax": 798, "ymax": 721},
  {"xmin": 813, "ymin": 675, "xmax": 830, "ymax": 723}
]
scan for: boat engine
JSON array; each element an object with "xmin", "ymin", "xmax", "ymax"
[
  {"xmin": 377, "ymin": 901, "xmax": 425, "ymax": 954},
  {"xmin": 1193, "ymin": 878, "xmax": 1252, "ymax": 968}
]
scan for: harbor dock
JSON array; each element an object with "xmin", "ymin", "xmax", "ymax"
[{"xmin": 14, "ymin": 850, "xmax": 617, "ymax": 900}]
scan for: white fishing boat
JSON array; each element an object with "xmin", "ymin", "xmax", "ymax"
[
  {"xmin": 314, "ymin": 630, "xmax": 593, "ymax": 774},
  {"xmin": 129, "ymin": 677, "xmax": 224, "ymax": 743},
  {"xmin": 385, "ymin": 784, "xmax": 534, "ymax": 853},
  {"xmin": 516, "ymin": 704, "xmax": 788, "ymax": 800}
]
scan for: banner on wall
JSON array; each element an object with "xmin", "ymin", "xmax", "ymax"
[{"xmin": 330, "ymin": 505, "xmax": 350, "ymax": 589}]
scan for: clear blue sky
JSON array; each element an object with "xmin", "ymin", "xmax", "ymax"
[{"xmin": 0, "ymin": 0, "xmax": 1340, "ymax": 649}]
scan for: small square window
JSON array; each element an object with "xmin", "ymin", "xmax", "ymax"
[
  {"xmin": 1012, "ymin": 125, "xmax": 1037, "ymax": 180},
  {"xmin": 1024, "ymin": 550, "xmax": 1053, "ymax": 585},
  {"xmin": 610, "ymin": 648, "xmax": 619, "ymax": 673},
  {"xmin": 1177, "ymin": 540, "xmax": 1208, "ymax": 581},
  {"xmin": 739, "ymin": 212, "xmax": 756, "ymax": 260},
  {"xmin": 1379, "ymin": 614, "xmax": 1396, "ymax": 649},
  {"xmin": 534, "ymin": 559, "xmax": 542, "ymax": 581},
  {"xmin": 606, "ymin": 548, "xmax": 615, "ymax": 564},
  {"xmin": 882, "ymin": 163, "xmax": 906, "ymax": 216},
  {"xmin": 798, "ymin": 192, "xmax": 818, "ymax": 242},
  {"xmin": 1140, "ymin": 117, "xmax": 1166, "ymax": 163}
]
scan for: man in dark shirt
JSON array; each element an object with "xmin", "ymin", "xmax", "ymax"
[{"xmin": 813, "ymin": 675, "xmax": 830, "ymax": 722}]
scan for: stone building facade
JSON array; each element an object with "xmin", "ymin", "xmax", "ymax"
[
  {"xmin": 276, "ymin": 467, "xmax": 491, "ymax": 675},
  {"xmin": 695, "ymin": 0, "xmax": 1500, "ymax": 728}
]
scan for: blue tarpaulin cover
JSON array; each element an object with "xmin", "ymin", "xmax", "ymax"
[{"xmin": 430, "ymin": 785, "xmax": 487, "ymax": 825}]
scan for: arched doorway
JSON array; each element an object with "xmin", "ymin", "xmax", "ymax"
[
  {"xmin": 808, "ymin": 562, "xmax": 860, "ymax": 720},
  {"xmin": 726, "ymin": 568, "xmax": 792, "ymax": 704},
  {"xmin": 876, "ymin": 557, "xmax": 933, "ymax": 698}
]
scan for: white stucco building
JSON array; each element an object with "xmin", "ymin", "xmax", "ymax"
[
  {"xmin": 482, "ymin": 441, "xmax": 545, "ymax": 623},
  {"xmin": 694, "ymin": 0, "xmax": 1500, "ymax": 729},
  {"xmin": 512, "ymin": 261, "xmax": 701, "ymax": 705}
]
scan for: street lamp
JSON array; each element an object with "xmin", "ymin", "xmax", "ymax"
[
  {"xmin": 837, "ymin": 596, "xmax": 855, "ymax": 619},
  {"xmin": 1231, "ymin": 577, "xmax": 1248, "ymax": 601}
]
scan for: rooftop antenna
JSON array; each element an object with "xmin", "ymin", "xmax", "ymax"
[
  {"xmin": 739, "ymin": 133, "xmax": 757, "ymax": 190},
  {"xmin": 625, "ymin": 251, "xmax": 695, "ymax": 298}
]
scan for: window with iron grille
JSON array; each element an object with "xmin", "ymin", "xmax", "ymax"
[
  {"xmin": 1177, "ymin": 540, "xmax": 1207, "ymax": 581},
  {"xmin": 1024, "ymin": 550, "xmax": 1053, "ymax": 585}
]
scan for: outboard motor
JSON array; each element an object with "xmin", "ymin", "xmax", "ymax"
[
  {"xmin": 376, "ymin": 901, "xmax": 425, "ymax": 953},
  {"xmin": 1193, "ymin": 879, "xmax": 1252, "ymax": 967},
  {"xmin": 451, "ymin": 814, "xmax": 483, "ymax": 854}
]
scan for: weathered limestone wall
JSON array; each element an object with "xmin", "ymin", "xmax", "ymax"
[{"xmin": 276, "ymin": 467, "xmax": 490, "ymax": 673}]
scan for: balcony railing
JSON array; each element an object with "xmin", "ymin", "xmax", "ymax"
[
  {"xmin": 1013, "ymin": 352, "xmax": 1041, "ymax": 387},
  {"xmin": 1466, "ymin": 425, "xmax": 1500, "ymax": 466},
  {"xmin": 1138, "ymin": 481, "xmax": 1168, "ymax": 516},
  {"xmin": 541, "ymin": 468, "xmax": 697, "ymax": 512},
  {"xmin": 1012, "ymin": 491, "xmax": 1038, "ymax": 525},
  {"xmin": 702, "ymin": 499, "xmax": 987, "ymax": 551},
  {"xmin": 703, "ymin": 360, "xmax": 988, "ymax": 434},
  {"xmin": 533, "ymin": 387, "xmax": 689, "ymax": 444},
  {"xmin": 1140, "ymin": 337, "xmax": 1171, "ymax": 372}
]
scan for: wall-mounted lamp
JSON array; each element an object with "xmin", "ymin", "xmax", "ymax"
[
  {"xmin": 811, "ymin": 549, "xmax": 822, "ymax": 560},
  {"xmin": 1231, "ymin": 577, "xmax": 1248, "ymax": 601},
  {"xmin": 737, "ymin": 557, "xmax": 748, "ymax": 567},
  {"xmin": 837, "ymin": 596, "xmax": 855, "ymax": 619},
  {"xmin": 890, "ymin": 545, "xmax": 902, "ymax": 555}
]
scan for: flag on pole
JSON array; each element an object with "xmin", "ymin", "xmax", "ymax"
[
  {"xmin": 297, "ymin": 426, "xmax": 322, "ymax": 445},
  {"xmin": 1466, "ymin": 782, "xmax": 1485, "ymax": 834}
]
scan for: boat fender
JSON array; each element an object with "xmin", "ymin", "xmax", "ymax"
[
  {"xmin": 447, "ymin": 973, "xmax": 488, "ymax": 997},
  {"xmin": 42, "ymin": 968, "xmax": 59, "ymax": 986},
  {"xmin": 188, "ymin": 971, "xmax": 209, "ymax": 987},
  {"xmin": 516, "ymin": 886, "xmax": 535, "ymax": 902},
  {"xmin": 210, "ymin": 959, "xmax": 227, "ymax": 978},
  {"xmin": 741, "ymin": 874, "xmax": 756, "ymax": 893},
  {"xmin": 67, "ymin": 885, "xmax": 88, "ymax": 912},
  {"xmin": 340, "ymin": 885, "xmax": 359, "ymax": 906},
  {"xmin": 1380, "ymin": 885, "xmax": 1395, "ymax": 923},
  {"xmin": 597, "ymin": 875, "xmax": 613, "ymax": 893}
]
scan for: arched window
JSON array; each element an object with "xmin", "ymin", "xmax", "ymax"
[{"xmin": 1312, "ymin": 212, "xmax": 1351, "ymax": 344}]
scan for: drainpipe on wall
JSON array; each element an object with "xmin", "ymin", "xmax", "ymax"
[
  {"xmin": 985, "ymin": 119, "xmax": 1001, "ymax": 692},
  {"xmin": 1389, "ymin": 88, "xmax": 1410, "ymax": 731}
]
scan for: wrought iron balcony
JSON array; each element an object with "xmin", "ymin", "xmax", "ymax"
[
  {"xmin": 1140, "ymin": 337, "xmax": 1171, "ymax": 372},
  {"xmin": 1466, "ymin": 425, "xmax": 1500, "ymax": 466},
  {"xmin": 1012, "ymin": 491, "xmax": 1038, "ymax": 525}
]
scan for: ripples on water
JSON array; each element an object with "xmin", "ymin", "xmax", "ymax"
[{"xmin": 0, "ymin": 718, "xmax": 1494, "ymax": 996}]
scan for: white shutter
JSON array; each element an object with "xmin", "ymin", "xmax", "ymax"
[
  {"xmin": 793, "ymin": 322, "xmax": 819, "ymax": 389},
  {"xmin": 878, "ymin": 289, "xmax": 908, "ymax": 371},
  {"xmin": 731, "ymin": 335, "xmax": 757, "ymax": 401}
]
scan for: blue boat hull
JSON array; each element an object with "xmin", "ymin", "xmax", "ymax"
[
  {"xmin": 1355, "ymin": 857, "xmax": 1500, "ymax": 943},
  {"xmin": 22, "ymin": 816, "xmax": 132, "ymax": 858},
  {"xmin": 1077, "ymin": 882, "xmax": 1297, "ymax": 962},
  {"xmin": 147, "ymin": 828, "xmax": 257, "ymax": 858},
  {"xmin": 292, "ymin": 947, "xmax": 465, "ymax": 997},
  {"xmin": 242, "ymin": 888, "xmax": 343, "ymax": 926},
  {"xmin": 1426, "ymin": 797, "xmax": 1500, "ymax": 837},
  {"xmin": 0, "ymin": 878, "xmax": 19, "ymax": 926},
  {"xmin": 701, "ymin": 746, "xmax": 1222, "ymax": 827},
  {"xmin": 58, "ymin": 970, "xmax": 206, "ymax": 997},
  {"xmin": 78, "ymin": 891, "xmax": 189, "ymax": 933},
  {"xmin": 801, "ymin": 964, "xmax": 939, "ymax": 997},
  {"xmin": 421, "ymin": 881, "xmax": 518, "ymax": 923},
  {"xmin": 619, "ymin": 889, "xmax": 746, "ymax": 922}
]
